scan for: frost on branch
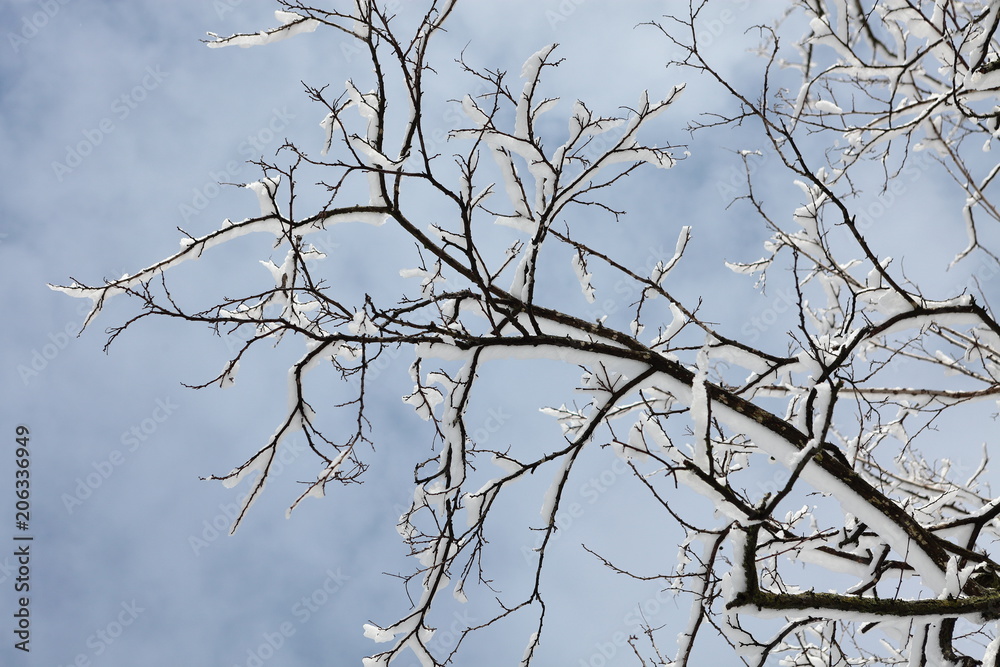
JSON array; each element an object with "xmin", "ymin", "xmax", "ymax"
[
  {"xmin": 50, "ymin": 1, "xmax": 1000, "ymax": 666},
  {"xmin": 205, "ymin": 10, "xmax": 320, "ymax": 48}
]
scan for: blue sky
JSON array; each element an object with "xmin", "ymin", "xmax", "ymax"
[
  {"xmin": 0, "ymin": 3, "xmax": 729, "ymax": 664},
  {"xmin": 3, "ymin": 2, "xmax": 995, "ymax": 666}
]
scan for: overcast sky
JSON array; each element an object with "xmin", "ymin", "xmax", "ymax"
[{"xmin": 2, "ymin": 2, "xmax": 994, "ymax": 666}]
